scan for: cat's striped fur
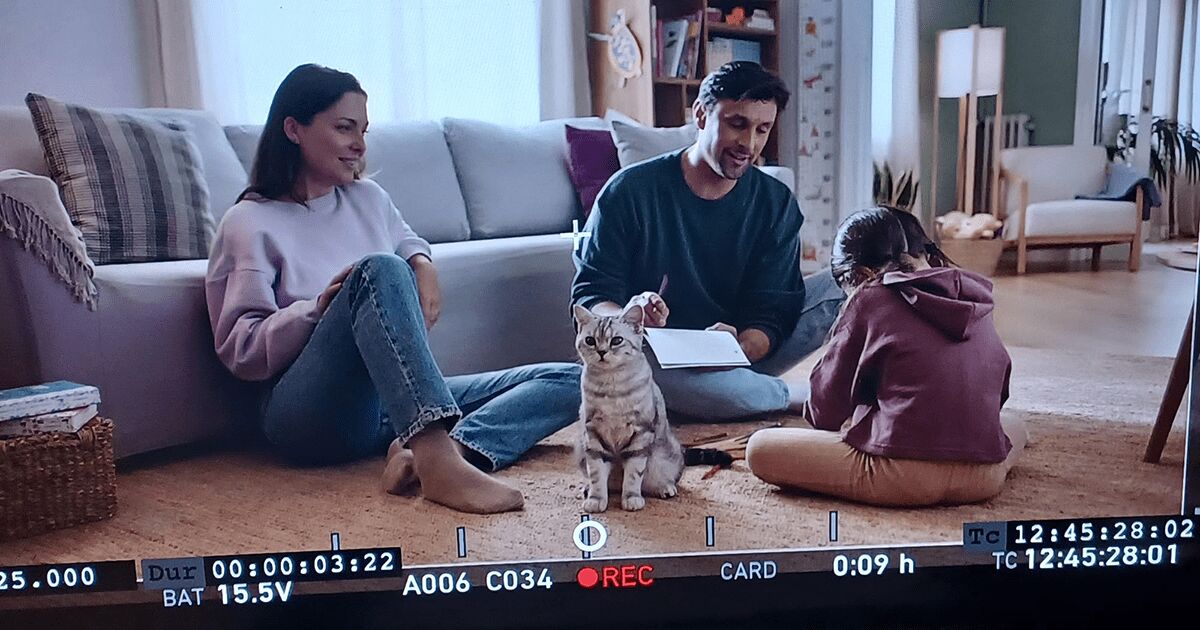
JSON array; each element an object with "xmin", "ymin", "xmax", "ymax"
[{"xmin": 573, "ymin": 304, "xmax": 684, "ymax": 512}]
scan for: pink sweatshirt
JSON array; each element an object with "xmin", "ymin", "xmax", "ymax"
[
  {"xmin": 205, "ymin": 179, "xmax": 431, "ymax": 382},
  {"xmin": 808, "ymin": 267, "xmax": 1013, "ymax": 464}
]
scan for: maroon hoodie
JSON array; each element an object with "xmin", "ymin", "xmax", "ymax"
[{"xmin": 808, "ymin": 267, "xmax": 1013, "ymax": 464}]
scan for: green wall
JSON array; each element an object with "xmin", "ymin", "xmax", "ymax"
[
  {"xmin": 989, "ymin": 0, "xmax": 1081, "ymax": 147},
  {"xmin": 918, "ymin": 0, "xmax": 1082, "ymax": 219}
]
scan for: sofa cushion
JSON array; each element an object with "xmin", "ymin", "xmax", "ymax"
[
  {"xmin": 360, "ymin": 121, "xmax": 471, "ymax": 243},
  {"xmin": 611, "ymin": 119, "xmax": 698, "ymax": 167},
  {"xmin": 1003, "ymin": 199, "xmax": 1139, "ymax": 240},
  {"xmin": 443, "ymin": 117, "xmax": 607, "ymax": 239},
  {"xmin": 758, "ymin": 166, "xmax": 796, "ymax": 194},
  {"xmin": 25, "ymin": 93, "xmax": 215, "ymax": 264},
  {"xmin": 0, "ymin": 107, "xmax": 49, "ymax": 176},
  {"xmin": 1, "ymin": 105, "xmax": 247, "ymax": 227},
  {"xmin": 222, "ymin": 121, "xmax": 471, "ymax": 244},
  {"xmin": 564, "ymin": 125, "xmax": 620, "ymax": 220},
  {"xmin": 426, "ymin": 234, "xmax": 577, "ymax": 375},
  {"xmin": 223, "ymin": 124, "xmax": 261, "ymax": 175}
]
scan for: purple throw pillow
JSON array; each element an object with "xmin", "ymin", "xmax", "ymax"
[{"xmin": 565, "ymin": 125, "xmax": 620, "ymax": 219}]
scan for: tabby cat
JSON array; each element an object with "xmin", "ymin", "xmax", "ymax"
[{"xmin": 573, "ymin": 304, "xmax": 684, "ymax": 512}]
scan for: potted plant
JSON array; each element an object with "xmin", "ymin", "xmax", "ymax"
[
  {"xmin": 1113, "ymin": 117, "xmax": 1200, "ymax": 236},
  {"xmin": 872, "ymin": 162, "xmax": 919, "ymax": 212}
]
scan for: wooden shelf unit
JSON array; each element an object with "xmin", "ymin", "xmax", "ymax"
[
  {"xmin": 705, "ymin": 22, "xmax": 778, "ymax": 39},
  {"xmin": 588, "ymin": 0, "xmax": 782, "ymax": 164}
]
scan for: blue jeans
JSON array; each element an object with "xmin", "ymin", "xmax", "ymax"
[
  {"xmin": 262, "ymin": 253, "xmax": 581, "ymax": 470},
  {"xmin": 650, "ymin": 268, "xmax": 846, "ymax": 420}
]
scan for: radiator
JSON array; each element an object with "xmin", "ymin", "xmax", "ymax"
[{"xmin": 975, "ymin": 113, "xmax": 1033, "ymax": 214}]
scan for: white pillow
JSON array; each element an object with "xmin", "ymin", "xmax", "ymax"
[
  {"xmin": 603, "ymin": 108, "xmax": 641, "ymax": 127},
  {"xmin": 610, "ymin": 119, "xmax": 698, "ymax": 167}
]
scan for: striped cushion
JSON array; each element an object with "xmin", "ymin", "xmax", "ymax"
[{"xmin": 25, "ymin": 93, "xmax": 214, "ymax": 264}]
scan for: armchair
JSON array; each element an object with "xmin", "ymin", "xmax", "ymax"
[{"xmin": 998, "ymin": 145, "xmax": 1143, "ymax": 274}]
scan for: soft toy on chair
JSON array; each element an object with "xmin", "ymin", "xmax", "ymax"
[{"xmin": 936, "ymin": 211, "xmax": 1002, "ymax": 239}]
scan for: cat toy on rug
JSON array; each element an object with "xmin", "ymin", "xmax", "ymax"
[{"xmin": 684, "ymin": 423, "xmax": 782, "ymax": 479}]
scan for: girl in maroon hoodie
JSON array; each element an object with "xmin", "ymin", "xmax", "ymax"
[{"xmin": 746, "ymin": 207, "xmax": 1028, "ymax": 506}]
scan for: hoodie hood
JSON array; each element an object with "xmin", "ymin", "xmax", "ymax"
[{"xmin": 880, "ymin": 268, "xmax": 994, "ymax": 340}]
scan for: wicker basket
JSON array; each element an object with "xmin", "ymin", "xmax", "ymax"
[
  {"xmin": 939, "ymin": 237, "xmax": 1006, "ymax": 277},
  {"xmin": 0, "ymin": 417, "xmax": 117, "ymax": 540}
]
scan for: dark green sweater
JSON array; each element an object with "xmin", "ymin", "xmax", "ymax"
[{"xmin": 571, "ymin": 149, "xmax": 805, "ymax": 351}]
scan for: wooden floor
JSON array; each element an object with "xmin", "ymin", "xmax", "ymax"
[{"xmin": 990, "ymin": 241, "xmax": 1194, "ymax": 358}]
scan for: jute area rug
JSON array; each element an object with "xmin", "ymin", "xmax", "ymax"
[{"xmin": 0, "ymin": 347, "xmax": 1185, "ymax": 567}]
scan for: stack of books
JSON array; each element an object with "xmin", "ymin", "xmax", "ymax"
[
  {"xmin": 0, "ymin": 381, "xmax": 101, "ymax": 438},
  {"xmin": 707, "ymin": 37, "xmax": 762, "ymax": 74},
  {"xmin": 654, "ymin": 9, "xmax": 703, "ymax": 79}
]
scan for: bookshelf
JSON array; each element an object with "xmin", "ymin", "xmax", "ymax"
[{"xmin": 588, "ymin": 0, "xmax": 782, "ymax": 164}]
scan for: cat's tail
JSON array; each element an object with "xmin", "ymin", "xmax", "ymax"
[{"xmin": 683, "ymin": 448, "xmax": 733, "ymax": 467}]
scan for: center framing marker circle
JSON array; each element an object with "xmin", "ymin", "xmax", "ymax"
[{"xmin": 573, "ymin": 520, "xmax": 608, "ymax": 553}]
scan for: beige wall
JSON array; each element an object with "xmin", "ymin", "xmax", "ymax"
[{"xmin": 0, "ymin": 0, "xmax": 150, "ymax": 108}]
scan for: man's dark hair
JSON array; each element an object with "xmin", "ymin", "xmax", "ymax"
[{"xmin": 697, "ymin": 61, "xmax": 790, "ymax": 112}]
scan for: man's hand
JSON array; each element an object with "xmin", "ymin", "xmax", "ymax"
[
  {"xmin": 316, "ymin": 264, "xmax": 354, "ymax": 315},
  {"xmin": 737, "ymin": 328, "xmax": 772, "ymax": 364},
  {"xmin": 627, "ymin": 292, "xmax": 670, "ymax": 327},
  {"xmin": 409, "ymin": 254, "xmax": 441, "ymax": 330},
  {"xmin": 707, "ymin": 322, "xmax": 771, "ymax": 363},
  {"xmin": 706, "ymin": 322, "xmax": 738, "ymax": 338}
]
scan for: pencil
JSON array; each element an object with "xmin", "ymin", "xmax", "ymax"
[{"xmin": 658, "ymin": 274, "xmax": 669, "ymax": 296}]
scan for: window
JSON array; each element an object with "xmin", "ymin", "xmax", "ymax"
[{"xmin": 192, "ymin": 0, "xmax": 541, "ymax": 125}]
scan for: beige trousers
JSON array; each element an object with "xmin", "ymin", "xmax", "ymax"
[{"xmin": 745, "ymin": 412, "xmax": 1028, "ymax": 507}]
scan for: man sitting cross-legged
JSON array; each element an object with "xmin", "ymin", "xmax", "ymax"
[{"xmin": 571, "ymin": 62, "xmax": 845, "ymax": 421}]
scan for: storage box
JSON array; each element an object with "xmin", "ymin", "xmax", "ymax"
[{"xmin": 0, "ymin": 418, "xmax": 117, "ymax": 540}]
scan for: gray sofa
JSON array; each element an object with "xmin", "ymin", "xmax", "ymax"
[{"xmin": 0, "ymin": 105, "xmax": 795, "ymax": 459}]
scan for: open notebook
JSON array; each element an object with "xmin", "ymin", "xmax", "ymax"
[{"xmin": 644, "ymin": 328, "xmax": 751, "ymax": 369}]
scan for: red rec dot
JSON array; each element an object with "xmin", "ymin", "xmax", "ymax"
[{"xmin": 576, "ymin": 567, "xmax": 600, "ymax": 589}]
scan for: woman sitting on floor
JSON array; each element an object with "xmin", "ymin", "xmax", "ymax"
[
  {"xmin": 205, "ymin": 64, "xmax": 582, "ymax": 514},
  {"xmin": 745, "ymin": 206, "xmax": 1028, "ymax": 507}
]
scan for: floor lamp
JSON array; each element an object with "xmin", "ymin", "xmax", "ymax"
[{"xmin": 931, "ymin": 26, "xmax": 1005, "ymax": 217}]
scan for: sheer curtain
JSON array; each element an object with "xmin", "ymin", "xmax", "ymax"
[
  {"xmin": 1102, "ymin": 0, "xmax": 1200, "ymax": 237},
  {"xmin": 1171, "ymin": 0, "xmax": 1198, "ymax": 126},
  {"xmin": 870, "ymin": 0, "xmax": 921, "ymax": 210},
  {"xmin": 151, "ymin": 0, "xmax": 587, "ymax": 126},
  {"xmin": 1103, "ymin": 0, "xmax": 1199, "ymax": 122}
]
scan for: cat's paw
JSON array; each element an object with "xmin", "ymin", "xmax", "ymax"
[
  {"xmin": 582, "ymin": 496, "xmax": 607, "ymax": 513},
  {"xmin": 622, "ymin": 495, "xmax": 646, "ymax": 511},
  {"xmin": 656, "ymin": 484, "xmax": 678, "ymax": 499}
]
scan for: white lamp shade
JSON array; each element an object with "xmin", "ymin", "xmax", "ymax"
[{"xmin": 936, "ymin": 26, "xmax": 1004, "ymax": 97}]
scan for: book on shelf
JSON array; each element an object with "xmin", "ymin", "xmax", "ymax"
[
  {"xmin": 661, "ymin": 18, "xmax": 689, "ymax": 79},
  {"xmin": 650, "ymin": 4, "xmax": 658, "ymax": 77},
  {"xmin": 0, "ymin": 404, "xmax": 99, "ymax": 438},
  {"xmin": 707, "ymin": 36, "xmax": 734, "ymax": 74},
  {"xmin": 707, "ymin": 37, "xmax": 763, "ymax": 73},
  {"xmin": 679, "ymin": 10, "xmax": 703, "ymax": 79},
  {"xmin": 655, "ymin": 13, "xmax": 665, "ymax": 76},
  {"xmin": 0, "ymin": 380, "xmax": 101, "ymax": 422}
]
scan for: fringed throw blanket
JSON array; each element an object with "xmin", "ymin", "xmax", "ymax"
[{"xmin": 0, "ymin": 169, "xmax": 98, "ymax": 310}]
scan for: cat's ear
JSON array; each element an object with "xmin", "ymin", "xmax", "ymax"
[
  {"xmin": 572, "ymin": 304, "xmax": 595, "ymax": 328},
  {"xmin": 621, "ymin": 304, "xmax": 645, "ymax": 328}
]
